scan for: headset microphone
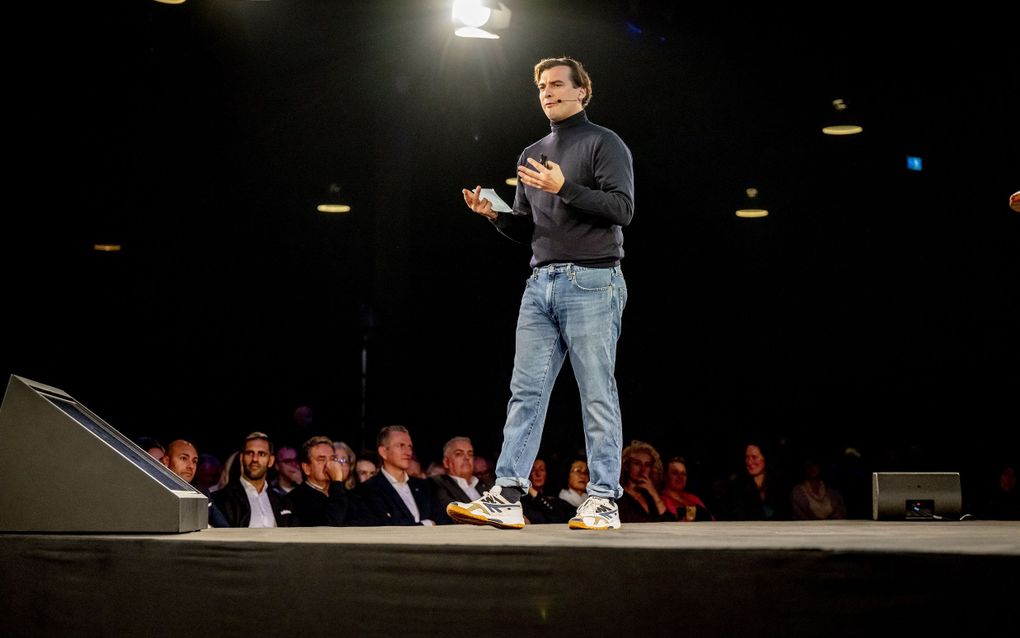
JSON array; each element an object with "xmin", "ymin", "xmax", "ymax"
[{"xmin": 556, "ymin": 98, "xmax": 582, "ymax": 103}]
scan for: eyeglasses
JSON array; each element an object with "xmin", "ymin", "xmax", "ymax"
[{"xmin": 313, "ymin": 456, "xmax": 349, "ymax": 464}]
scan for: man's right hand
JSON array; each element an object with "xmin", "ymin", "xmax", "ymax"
[{"xmin": 462, "ymin": 185, "xmax": 497, "ymax": 221}]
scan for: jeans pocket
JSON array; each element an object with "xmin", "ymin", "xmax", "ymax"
[{"xmin": 570, "ymin": 267, "xmax": 613, "ymax": 292}]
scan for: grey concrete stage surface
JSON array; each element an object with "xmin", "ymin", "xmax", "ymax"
[{"xmin": 3, "ymin": 521, "xmax": 1018, "ymax": 637}]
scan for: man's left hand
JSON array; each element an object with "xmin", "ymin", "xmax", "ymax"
[{"xmin": 518, "ymin": 158, "xmax": 564, "ymax": 194}]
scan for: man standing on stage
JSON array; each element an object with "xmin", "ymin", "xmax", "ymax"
[{"xmin": 451, "ymin": 56, "xmax": 634, "ymax": 530}]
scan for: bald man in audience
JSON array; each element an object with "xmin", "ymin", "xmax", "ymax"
[
  {"xmin": 162, "ymin": 439, "xmax": 198, "ymax": 484},
  {"xmin": 162, "ymin": 438, "xmax": 228, "ymax": 527}
]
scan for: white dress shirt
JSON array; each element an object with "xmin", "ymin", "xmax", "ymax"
[
  {"xmin": 241, "ymin": 475, "xmax": 277, "ymax": 528},
  {"xmin": 451, "ymin": 474, "xmax": 482, "ymax": 501},
  {"xmin": 382, "ymin": 468, "xmax": 433, "ymax": 525}
]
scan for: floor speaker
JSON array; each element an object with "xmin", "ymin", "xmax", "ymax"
[
  {"xmin": 872, "ymin": 472, "xmax": 962, "ymax": 521},
  {"xmin": 0, "ymin": 374, "xmax": 207, "ymax": 532}
]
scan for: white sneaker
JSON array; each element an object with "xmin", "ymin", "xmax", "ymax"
[
  {"xmin": 447, "ymin": 485, "xmax": 525, "ymax": 529},
  {"xmin": 568, "ymin": 495, "xmax": 621, "ymax": 530}
]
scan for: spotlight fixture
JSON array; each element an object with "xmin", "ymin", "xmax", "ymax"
[
  {"xmin": 453, "ymin": 0, "xmax": 511, "ymax": 39},
  {"xmin": 735, "ymin": 187, "xmax": 769, "ymax": 218},
  {"xmin": 823, "ymin": 98, "xmax": 863, "ymax": 136}
]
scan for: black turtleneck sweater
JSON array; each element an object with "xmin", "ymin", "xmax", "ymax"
[{"xmin": 493, "ymin": 110, "xmax": 634, "ymax": 268}]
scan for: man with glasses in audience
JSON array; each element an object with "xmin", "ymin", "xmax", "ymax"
[
  {"xmin": 212, "ymin": 432, "xmax": 297, "ymax": 528},
  {"xmin": 270, "ymin": 445, "xmax": 303, "ymax": 495},
  {"xmin": 288, "ymin": 435, "xmax": 357, "ymax": 526}
]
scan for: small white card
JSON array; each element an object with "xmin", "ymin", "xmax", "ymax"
[{"xmin": 479, "ymin": 188, "xmax": 513, "ymax": 213}]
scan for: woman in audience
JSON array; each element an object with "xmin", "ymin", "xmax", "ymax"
[
  {"xmin": 790, "ymin": 458, "xmax": 846, "ymax": 520},
  {"xmin": 618, "ymin": 440, "xmax": 675, "ymax": 522},
  {"xmin": 723, "ymin": 441, "xmax": 790, "ymax": 520},
  {"xmin": 660, "ymin": 456, "xmax": 713, "ymax": 521}
]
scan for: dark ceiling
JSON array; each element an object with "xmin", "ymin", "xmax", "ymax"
[{"xmin": 4, "ymin": 1, "xmax": 1018, "ymax": 472}]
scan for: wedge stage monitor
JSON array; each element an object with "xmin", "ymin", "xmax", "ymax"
[{"xmin": 0, "ymin": 375, "xmax": 207, "ymax": 532}]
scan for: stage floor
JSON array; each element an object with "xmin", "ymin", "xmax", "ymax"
[
  {"xmin": 133, "ymin": 519, "xmax": 1020, "ymax": 553},
  {"xmin": 3, "ymin": 521, "xmax": 1018, "ymax": 637}
]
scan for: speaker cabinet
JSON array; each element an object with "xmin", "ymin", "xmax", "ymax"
[{"xmin": 872, "ymin": 472, "xmax": 962, "ymax": 521}]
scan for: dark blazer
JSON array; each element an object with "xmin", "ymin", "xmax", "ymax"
[
  {"xmin": 358, "ymin": 470, "xmax": 438, "ymax": 526},
  {"xmin": 210, "ymin": 479, "xmax": 297, "ymax": 528},
  {"xmin": 430, "ymin": 474, "xmax": 493, "ymax": 524}
]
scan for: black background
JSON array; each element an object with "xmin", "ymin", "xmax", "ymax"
[{"xmin": 3, "ymin": 1, "xmax": 1017, "ymax": 496}]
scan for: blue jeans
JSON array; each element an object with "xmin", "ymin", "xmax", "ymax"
[{"xmin": 494, "ymin": 263, "xmax": 627, "ymax": 500}]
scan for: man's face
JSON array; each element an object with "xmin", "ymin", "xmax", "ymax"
[
  {"xmin": 538, "ymin": 65, "xmax": 584, "ymax": 122},
  {"xmin": 275, "ymin": 446, "xmax": 303, "ymax": 484},
  {"xmin": 443, "ymin": 440, "xmax": 475, "ymax": 480},
  {"xmin": 241, "ymin": 439, "xmax": 274, "ymax": 482},
  {"xmin": 302, "ymin": 443, "xmax": 335, "ymax": 484},
  {"xmin": 379, "ymin": 431, "xmax": 413, "ymax": 472},
  {"xmin": 162, "ymin": 441, "xmax": 198, "ymax": 484}
]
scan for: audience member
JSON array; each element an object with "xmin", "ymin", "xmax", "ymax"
[
  {"xmin": 161, "ymin": 439, "xmax": 227, "ymax": 527},
  {"xmin": 195, "ymin": 453, "xmax": 223, "ymax": 493},
  {"xmin": 431, "ymin": 437, "xmax": 492, "ymax": 522},
  {"xmin": 618, "ymin": 440, "xmax": 675, "ymax": 522},
  {"xmin": 333, "ymin": 441, "xmax": 358, "ymax": 491},
  {"xmin": 722, "ymin": 442, "xmax": 790, "ymax": 521},
  {"xmin": 660, "ymin": 456, "xmax": 713, "ymax": 521},
  {"xmin": 426, "ymin": 461, "xmax": 446, "ymax": 477},
  {"xmin": 161, "ymin": 439, "xmax": 199, "ymax": 485},
  {"xmin": 790, "ymin": 458, "xmax": 846, "ymax": 520},
  {"xmin": 473, "ymin": 454, "xmax": 496, "ymax": 486},
  {"xmin": 407, "ymin": 456, "xmax": 427, "ymax": 480},
  {"xmin": 355, "ymin": 451, "xmax": 380, "ymax": 485},
  {"xmin": 213, "ymin": 450, "xmax": 240, "ymax": 493},
  {"xmin": 557, "ymin": 459, "xmax": 589, "ymax": 508},
  {"xmin": 359, "ymin": 426, "xmax": 438, "ymax": 526},
  {"xmin": 136, "ymin": 436, "xmax": 165, "ymax": 460},
  {"xmin": 288, "ymin": 435, "xmax": 356, "ymax": 526},
  {"xmin": 520, "ymin": 458, "xmax": 571, "ymax": 524},
  {"xmin": 212, "ymin": 432, "xmax": 296, "ymax": 528},
  {"xmin": 270, "ymin": 445, "xmax": 303, "ymax": 495}
]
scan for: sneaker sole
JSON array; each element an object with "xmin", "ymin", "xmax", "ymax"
[
  {"xmin": 568, "ymin": 519, "xmax": 621, "ymax": 530},
  {"xmin": 447, "ymin": 503, "xmax": 525, "ymax": 530}
]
